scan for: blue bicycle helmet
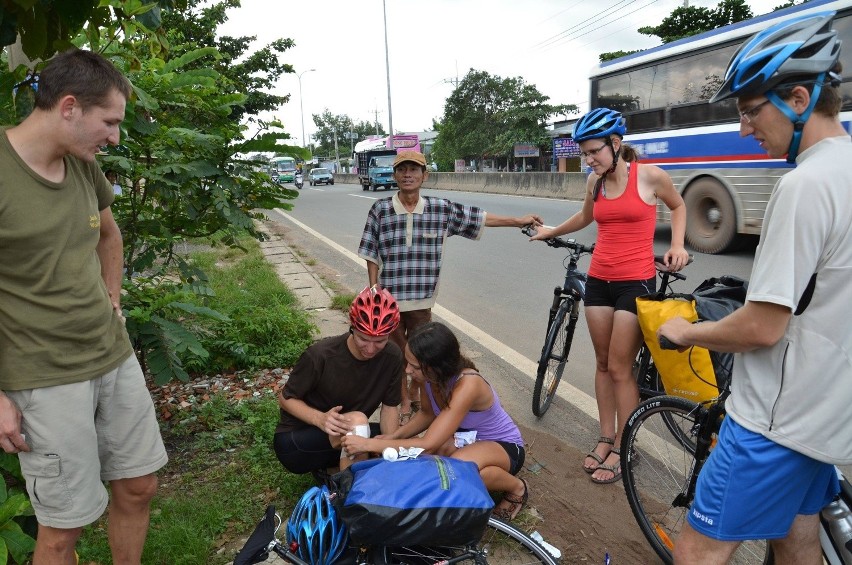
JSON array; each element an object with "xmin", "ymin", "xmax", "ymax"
[
  {"xmin": 286, "ymin": 486, "xmax": 349, "ymax": 565},
  {"xmin": 710, "ymin": 11, "xmax": 841, "ymax": 162},
  {"xmin": 571, "ymin": 108, "xmax": 627, "ymax": 142}
]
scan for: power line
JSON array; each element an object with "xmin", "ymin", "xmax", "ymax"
[
  {"xmin": 542, "ymin": 0, "xmax": 662, "ymax": 52},
  {"xmin": 533, "ymin": 0, "xmax": 635, "ymax": 50}
]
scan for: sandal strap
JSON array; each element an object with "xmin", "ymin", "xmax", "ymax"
[{"xmin": 597, "ymin": 436, "xmax": 615, "ymax": 445}]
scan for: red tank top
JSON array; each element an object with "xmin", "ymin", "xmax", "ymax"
[{"xmin": 587, "ymin": 163, "xmax": 656, "ymax": 281}]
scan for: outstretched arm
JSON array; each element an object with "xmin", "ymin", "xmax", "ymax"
[
  {"xmin": 658, "ymin": 300, "xmax": 790, "ymax": 353},
  {"xmin": 484, "ymin": 212, "xmax": 544, "ymax": 228}
]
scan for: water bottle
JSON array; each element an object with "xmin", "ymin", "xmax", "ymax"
[{"xmin": 821, "ymin": 496, "xmax": 852, "ymax": 563}]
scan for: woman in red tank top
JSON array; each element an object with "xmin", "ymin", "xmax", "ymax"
[{"xmin": 531, "ymin": 108, "xmax": 689, "ymax": 484}]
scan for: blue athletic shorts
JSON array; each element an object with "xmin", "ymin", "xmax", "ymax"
[{"xmin": 688, "ymin": 417, "xmax": 839, "ymax": 541}]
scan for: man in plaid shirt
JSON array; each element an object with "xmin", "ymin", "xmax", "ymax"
[{"xmin": 358, "ymin": 150, "xmax": 543, "ymax": 419}]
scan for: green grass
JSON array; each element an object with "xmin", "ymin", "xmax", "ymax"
[
  {"xmin": 77, "ymin": 238, "xmax": 319, "ymax": 564},
  {"xmin": 183, "ymin": 239, "xmax": 317, "ymax": 374},
  {"xmin": 331, "ymin": 292, "xmax": 356, "ymax": 312},
  {"xmin": 79, "ymin": 393, "xmax": 314, "ymax": 565}
]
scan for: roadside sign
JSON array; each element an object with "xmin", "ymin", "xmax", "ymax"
[
  {"xmin": 514, "ymin": 143, "xmax": 540, "ymax": 158},
  {"xmin": 554, "ymin": 137, "xmax": 580, "ymax": 158}
]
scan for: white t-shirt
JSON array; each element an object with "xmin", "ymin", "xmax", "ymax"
[{"xmin": 727, "ymin": 135, "xmax": 852, "ymax": 465}]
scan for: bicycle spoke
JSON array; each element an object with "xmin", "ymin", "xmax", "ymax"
[{"xmin": 622, "ymin": 397, "xmax": 770, "ymax": 565}]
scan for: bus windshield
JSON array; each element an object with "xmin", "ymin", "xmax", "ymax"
[{"xmin": 271, "ymin": 157, "xmax": 297, "ymax": 183}]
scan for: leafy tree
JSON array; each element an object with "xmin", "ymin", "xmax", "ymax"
[
  {"xmin": 310, "ymin": 109, "xmax": 385, "ymax": 159},
  {"xmin": 1, "ymin": 1, "xmax": 308, "ymax": 383},
  {"xmin": 637, "ymin": 0, "xmax": 752, "ymax": 43},
  {"xmin": 160, "ymin": 0, "xmax": 294, "ymax": 121},
  {"xmin": 431, "ymin": 69, "xmax": 576, "ymax": 171},
  {"xmin": 0, "ymin": 0, "xmax": 178, "ymax": 61},
  {"xmin": 599, "ymin": 0, "xmax": 754, "ymax": 61}
]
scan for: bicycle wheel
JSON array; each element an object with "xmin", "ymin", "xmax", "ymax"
[
  {"xmin": 533, "ymin": 298, "xmax": 574, "ymax": 417},
  {"xmin": 374, "ymin": 516, "xmax": 559, "ymax": 564},
  {"xmin": 621, "ymin": 396, "xmax": 771, "ymax": 565}
]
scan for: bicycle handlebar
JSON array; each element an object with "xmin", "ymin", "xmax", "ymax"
[
  {"xmin": 658, "ymin": 335, "xmax": 680, "ymax": 350},
  {"xmin": 653, "ymin": 255, "xmax": 694, "ymax": 281},
  {"xmin": 522, "ymin": 225, "xmax": 594, "ymax": 254}
]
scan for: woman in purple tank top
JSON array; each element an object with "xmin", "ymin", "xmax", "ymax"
[{"xmin": 341, "ymin": 321, "xmax": 529, "ymax": 521}]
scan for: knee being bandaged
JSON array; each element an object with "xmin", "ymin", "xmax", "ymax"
[{"xmin": 341, "ymin": 424, "xmax": 371, "ymax": 459}]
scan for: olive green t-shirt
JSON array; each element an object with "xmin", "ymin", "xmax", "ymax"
[{"xmin": 0, "ymin": 129, "xmax": 132, "ymax": 390}]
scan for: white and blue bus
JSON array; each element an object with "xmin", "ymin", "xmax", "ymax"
[{"xmin": 588, "ymin": 0, "xmax": 852, "ymax": 253}]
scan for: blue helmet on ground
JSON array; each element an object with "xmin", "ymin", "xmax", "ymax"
[
  {"xmin": 286, "ymin": 486, "xmax": 349, "ymax": 565},
  {"xmin": 709, "ymin": 11, "xmax": 840, "ymax": 103},
  {"xmin": 572, "ymin": 108, "xmax": 627, "ymax": 142}
]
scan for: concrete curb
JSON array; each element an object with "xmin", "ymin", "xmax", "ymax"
[{"xmin": 256, "ymin": 222, "xmax": 349, "ymax": 339}]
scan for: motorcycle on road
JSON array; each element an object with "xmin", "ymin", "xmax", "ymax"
[{"xmin": 294, "ymin": 172, "xmax": 303, "ymax": 190}]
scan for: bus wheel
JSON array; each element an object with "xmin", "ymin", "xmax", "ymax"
[{"xmin": 684, "ymin": 178, "xmax": 737, "ymax": 254}]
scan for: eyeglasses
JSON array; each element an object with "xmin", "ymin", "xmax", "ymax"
[
  {"xmin": 738, "ymin": 99, "xmax": 771, "ymax": 124},
  {"xmin": 580, "ymin": 144, "xmax": 608, "ymax": 159}
]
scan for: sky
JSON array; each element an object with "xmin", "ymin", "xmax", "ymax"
[{"xmin": 217, "ymin": 0, "xmax": 783, "ymax": 146}]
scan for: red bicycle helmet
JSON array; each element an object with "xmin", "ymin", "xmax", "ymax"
[{"xmin": 349, "ymin": 286, "xmax": 400, "ymax": 336}]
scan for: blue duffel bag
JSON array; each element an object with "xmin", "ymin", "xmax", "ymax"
[{"xmin": 331, "ymin": 455, "xmax": 494, "ymax": 547}]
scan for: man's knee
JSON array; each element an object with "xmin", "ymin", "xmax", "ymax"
[
  {"xmin": 772, "ymin": 514, "xmax": 822, "ymax": 564},
  {"xmin": 343, "ymin": 411, "xmax": 369, "ymax": 427},
  {"xmin": 36, "ymin": 524, "xmax": 84, "ymax": 555},
  {"xmin": 673, "ymin": 522, "xmax": 737, "ymax": 565},
  {"xmin": 111, "ymin": 474, "xmax": 158, "ymax": 507}
]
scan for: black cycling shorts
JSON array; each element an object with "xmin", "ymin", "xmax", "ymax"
[
  {"xmin": 273, "ymin": 422, "xmax": 382, "ymax": 474},
  {"xmin": 584, "ymin": 276, "xmax": 656, "ymax": 314},
  {"xmin": 497, "ymin": 441, "xmax": 526, "ymax": 476}
]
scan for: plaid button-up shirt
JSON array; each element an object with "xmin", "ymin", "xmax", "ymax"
[{"xmin": 358, "ymin": 193, "xmax": 485, "ymax": 311}]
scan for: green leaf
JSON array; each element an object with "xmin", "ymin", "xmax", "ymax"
[
  {"xmin": 0, "ymin": 520, "xmax": 36, "ymax": 564},
  {"xmin": 162, "ymin": 47, "xmax": 219, "ymax": 73},
  {"xmin": 170, "ymin": 302, "xmax": 230, "ymax": 322},
  {"xmin": 0, "ymin": 494, "xmax": 31, "ymax": 528}
]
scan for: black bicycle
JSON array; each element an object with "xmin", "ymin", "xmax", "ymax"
[
  {"xmin": 526, "ymin": 225, "xmax": 692, "ymax": 417},
  {"xmin": 234, "ymin": 505, "xmax": 561, "ymax": 565}
]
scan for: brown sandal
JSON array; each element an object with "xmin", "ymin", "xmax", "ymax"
[
  {"xmin": 591, "ymin": 448, "xmax": 622, "ymax": 484},
  {"xmin": 583, "ymin": 436, "xmax": 614, "ymax": 474},
  {"xmin": 492, "ymin": 478, "xmax": 529, "ymax": 521}
]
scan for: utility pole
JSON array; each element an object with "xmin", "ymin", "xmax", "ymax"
[
  {"xmin": 297, "ymin": 69, "xmax": 316, "ymax": 149},
  {"xmin": 333, "ymin": 127, "xmax": 340, "ymax": 173},
  {"xmin": 382, "ymin": 0, "xmax": 394, "ymax": 149}
]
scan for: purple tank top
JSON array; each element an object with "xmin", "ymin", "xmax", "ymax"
[{"xmin": 425, "ymin": 372, "xmax": 524, "ymax": 445}]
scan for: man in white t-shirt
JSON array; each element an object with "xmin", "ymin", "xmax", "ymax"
[{"xmin": 659, "ymin": 12, "xmax": 852, "ymax": 565}]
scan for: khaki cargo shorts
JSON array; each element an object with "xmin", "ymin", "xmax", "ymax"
[{"xmin": 8, "ymin": 354, "xmax": 168, "ymax": 529}]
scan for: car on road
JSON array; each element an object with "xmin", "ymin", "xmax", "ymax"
[{"xmin": 308, "ymin": 168, "xmax": 334, "ymax": 186}]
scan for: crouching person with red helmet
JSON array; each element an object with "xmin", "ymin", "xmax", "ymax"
[{"xmin": 273, "ymin": 287, "xmax": 404, "ymax": 483}]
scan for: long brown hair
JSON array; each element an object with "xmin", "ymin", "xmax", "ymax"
[{"xmin": 408, "ymin": 322, "xmax": 477, "ymax": 403}]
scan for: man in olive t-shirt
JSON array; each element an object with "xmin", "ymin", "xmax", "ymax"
[{"xmin": 0, "ymin": 49, "xmax": 166, "ymax": 565}]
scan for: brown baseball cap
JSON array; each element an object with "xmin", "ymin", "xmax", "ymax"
[{"xmin": 393, "ymin": 150, "xmax": 427, "ymax": 169}]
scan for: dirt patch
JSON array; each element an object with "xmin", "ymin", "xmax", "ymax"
[{"xmin": 518, "ymin": 423, "xmax": 660, "ymax": 563}]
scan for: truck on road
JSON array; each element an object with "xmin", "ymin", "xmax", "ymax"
[{"xmin": 353, "ymin": 135, "xmax": 421, "ymax": 192}]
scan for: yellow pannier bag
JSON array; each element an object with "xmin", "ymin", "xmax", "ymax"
[{"xmin": 635, "ymin": 295, "xmax": 721, "ymax": 402}]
